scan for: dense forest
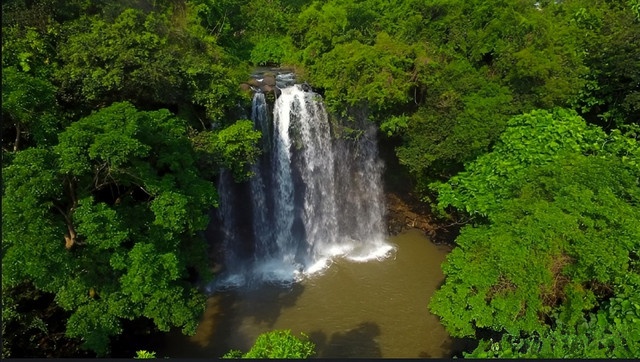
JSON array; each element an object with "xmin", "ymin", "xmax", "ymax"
[{"xmin": 2, "ymin": 0, "xmax": 639, "ymax": 358}]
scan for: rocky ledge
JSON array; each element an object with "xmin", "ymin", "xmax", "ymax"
[
  {"xmin": 386, "ymin": 193, "xmax": 435, "ymax": 236},
  {"xmin": 386, "ymin": 192, "xmax": 460, "ymax": 246},
  {"xmin": 239, "ymin": 68, "xmax": 298, "ymax": 95}
]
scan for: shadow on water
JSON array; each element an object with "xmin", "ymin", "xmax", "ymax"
[
  {"xmin": 159, "ymin": 282, "xmax": 305, "ymax": 358},
  {"xmin": 309, "ymin": 322, "xmax": 382, "ymax": 358},
  {"xmin": 419, "ymin": 337, "xmax": 477, "ymax": 358},
  {"xmin": 234, "ymin": 282, "xmax": 305, "ymax": 327},
  {"xmin": 449, "ymin": 337, "xmax": 479, "ymax": 358}
]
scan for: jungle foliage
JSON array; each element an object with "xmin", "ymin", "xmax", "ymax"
[
  {"xmin": 430, "ymin": 109, "xmax": 640, "ymax": 358},
  {"xmin": 2, "ymin": 0, "xmax": 259, "ymax": 357},
  {"xmin": 222, "ymin": 330, "xmax": 316, "ymax": 359},
  {"xmin": 2, "ymin": 0, "xmax": 639, "ymax": 358},
  {"xmin": 247, "ymin": 2, "xmax": 638, "ymax": 356},
  {"xmin": 278, "ymin": 0, "xmax": 639, "ymax": 190}
]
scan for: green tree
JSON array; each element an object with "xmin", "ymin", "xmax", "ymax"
[
  {"xmin": 394, "ymin": 59, "xmax": 516, "ymax": 191},
  {"xmin": 2, "ymin": 66, "xmax": 61, "ymax": 151},
  {"xmin": 1, "ymin": 282, "xmax": 89, "ymax": 358},
  {"xmin": 571, "ymin": 0, "xmax": 640, "ymax": 127},
  {"xmin": 134, "ymin": 350, "xmax": 157, "ymax": 359},
  {"xmin": 189, "ymin": 0, "xmax": 249, "ymax": 54},
  {"xmin": 285, "ymin": 0, "xmax": 592, "ymax": 201},
  {"xmin": 2, "ymin": 102, "xmax": 217, "ymax": 355},
  {"xmin": 311, "ymin": 32, "xmax": 415, "ymax": 116},
  {"xmin": 466, "ymin": 277, "xmax": 640, "ymax": 358},
  {"xmin": 1, "ymin": 25, "xmax": 57, "ymax": 77},
  {"xmin": 190, "ymin": 119, "xmax": 262, "ymax": 181},
  {"xmin": 430, "ymin": 109, "xmax": 640, "ymax": 341},
  {"xmin": 223, "ymin": 330, "xmax": 316, "ymax": 359},
  {"xmin": 55, "ymin": 5, "xmax": 248, "ymax": 124},
  {"xmin": 211, "ymin": 120, "xmax": 262, "ymax": 180}
]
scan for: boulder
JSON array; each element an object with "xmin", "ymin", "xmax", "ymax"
[
  {"xmin": 262, "ymin": 75, "xmax": 276, "ymax": 86},
  {"xmin": 247, "ymin": 78, "xmax": 261, "ymax": 87}
]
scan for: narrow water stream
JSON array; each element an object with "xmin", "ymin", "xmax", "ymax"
[{"xmin": 160, "ymin": 229, "xmax": 460, "ymax": 358}]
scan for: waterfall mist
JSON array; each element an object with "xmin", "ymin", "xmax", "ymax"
[{"xmin": 212, "ymin": 78, "xmax": 393, "ymax": 289}]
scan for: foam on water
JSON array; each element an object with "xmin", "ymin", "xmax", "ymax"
[
  {"xmin": 303, "ymin": 258, "xmax": 332, "ymax": 276},
  {"xmin": 209, "ymin": 242, "xmax": 397, "ymax": 292},
  {"xmin": 346, "ymin": 242, "xmax": 397, "ymax": 263}
]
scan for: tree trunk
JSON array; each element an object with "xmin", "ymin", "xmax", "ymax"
[
  {"xmin": 58, "ymin": 177, "xmax": 80, "ymax": 250},
  {"xmin": 13, "ymin": 123, "xmax": 21, "ymax": 152}
]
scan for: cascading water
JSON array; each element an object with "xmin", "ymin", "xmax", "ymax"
[
  {"xmin": 249, "ymin": 92, "xmax": 274, "ymax": 259},
  {"xmin": 213, "ymin": 74, "xmax": 394, "ymax": 289}
]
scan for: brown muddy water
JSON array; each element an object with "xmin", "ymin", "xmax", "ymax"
[{"xmin": 160, "ymin": 229, "xmax": 463, "ymax": 358}]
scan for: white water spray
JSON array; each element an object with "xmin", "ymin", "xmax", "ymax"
[{"xmin": 214, "ymin": 79, "xmax": 394, "ymax": 289}]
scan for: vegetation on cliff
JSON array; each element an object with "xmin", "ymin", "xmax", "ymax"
[{"xmin": 2, "ymin": 0, "xmax": 639, "ymax": 358}]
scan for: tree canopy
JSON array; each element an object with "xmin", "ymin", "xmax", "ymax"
[
  {"xmin": 429, "ymin": 109, "xmax": 640, "ymax": 358},
  {"xmin": 223, "ymin": 330, "xmax": 316, "ymax": 359},
  {"xmin": 3, "ymin": 103, "xmax": 217, "ymax": 355},
  {"xmin": 2, "ymin": 0, "xmax": 639, "ymax": 358},
  {"xmin": 2, "ymin": 1, "xmax": 261, "ymax": 356}
]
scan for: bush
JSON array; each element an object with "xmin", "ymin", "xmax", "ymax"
[{"xmin": 223, "ymin": 330, "xmax": 315, "ymax": 359}]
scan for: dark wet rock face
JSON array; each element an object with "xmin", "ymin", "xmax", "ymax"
[
  {"xmin": 386, "ymin": 193, "xmax": 436, "ymax": 238},
  {"xmin": 300, "ymin": 82, "xmax": 312, "ymax": 92}
]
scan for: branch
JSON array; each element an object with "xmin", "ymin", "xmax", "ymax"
[
  {"xmin": 92, "ymin": 163, "xmax": 114, "ymax": 191},
  {"xmin": 198, "ymin": 116, "xmax": 207, "ymax": 131},
  {"xmin": 57, "ymin": 177, "xmax": 82, "ymax": 250},
  {"xmin": 13, "ymin": 123, "xmax": 21, "ymax": 152},
  {"xmin": 53, "ymin": 204, "xmax": 78, "ymax": 250},
  {"xmin": 119, "ymin": 170, "xmax": 153, "ymax": 198},
  {"xmin": 66, "ymin": 176, "xmax": 78, "ymax": 209},
  {"xmin": 439, "ymin": 215, "xmax": 474, "ymax": 228}
]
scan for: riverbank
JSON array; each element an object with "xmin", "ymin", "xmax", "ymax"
[{"xmin": 384, "ymin": 191, "xmax": 461, "ymax": 248}]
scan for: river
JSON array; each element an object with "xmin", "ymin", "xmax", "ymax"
[{"xmin": 160, "ymin": 228, "xmax": 466, "ymax": 358}]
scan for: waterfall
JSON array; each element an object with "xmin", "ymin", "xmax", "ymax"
[
  {"xmin": 249, "ymin": 92, "xmax": 274, "ymax": 258},
  {"xmin": 215, "ymin": 169, "xmax": 247, "ymax": 287},
  {"xmin": 214, "ymin": 78, "xmax": 393, "ymax": 289}
]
